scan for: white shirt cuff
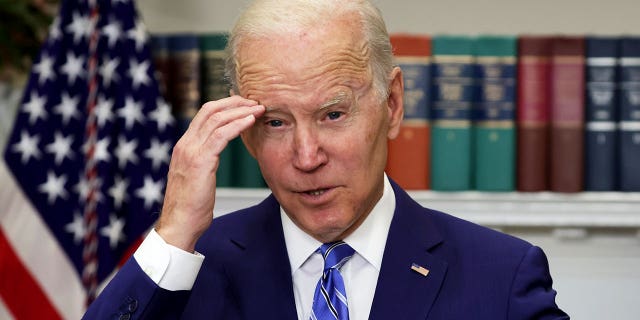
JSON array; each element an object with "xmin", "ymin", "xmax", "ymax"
[{"xmin": 133, "ymin": 229, "xmax": 205, "ymax": 291}]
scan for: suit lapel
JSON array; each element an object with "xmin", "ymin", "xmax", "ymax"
[
  {"xmin": 369, "ymin": 182, "xmax": 448, "ymax": 320},
  {"xmin": 226, "ymin": 195, "xmax": 299, "ymax": 319}
]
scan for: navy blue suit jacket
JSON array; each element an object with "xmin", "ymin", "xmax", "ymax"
[{"xmin": 84, "ymin": 181, "xmax": 568, "ymax": 319}]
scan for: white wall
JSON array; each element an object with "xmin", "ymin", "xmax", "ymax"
[
  {"xmin": 138, "ymin": 0, "xmax": 640, "ymax": 35},
  {"xmin": 136, "ymin": 1, "xmax": 640, "ymax": 319}
]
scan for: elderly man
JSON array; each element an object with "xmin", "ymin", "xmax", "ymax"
[{"xmin": 84, "ymin": 0, "xmax": 568, "ymax": 319}]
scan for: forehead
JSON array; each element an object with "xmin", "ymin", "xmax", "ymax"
[{"xmin": 235, "ymin": 18, "xmax": 371, "ymax": 103}]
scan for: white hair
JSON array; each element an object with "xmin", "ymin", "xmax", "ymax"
[{"xmin": 225, "ymin": 0, "xmax": 393, "ymax": 102}]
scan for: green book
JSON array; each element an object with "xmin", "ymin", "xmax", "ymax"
[
  {"xmin": 473, "ymin": 35, "xmax": 517, "ymax": 191},
  {"xmin": 231, "ymin": 137, "xmax": 266, "ymax": 188},
  {"xmin": 199, "ymin": 33, "xmax": 233, "ymax": 187},
  {"xmin": 430, "ymin": 35, "xmax": 475, "ymax": 191}
]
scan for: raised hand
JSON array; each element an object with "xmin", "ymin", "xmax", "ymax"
[{"xmin": 155, "ymin": 96, "xmax": 265, "ymax": 252}]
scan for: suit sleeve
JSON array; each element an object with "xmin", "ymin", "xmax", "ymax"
[
  {"xmin": 82, "ymin": 257, "xmax": 191, "ymax": 320},
  {"xmin": 507, "ymin": 245, "xmax": 570, "ymax": 320}
]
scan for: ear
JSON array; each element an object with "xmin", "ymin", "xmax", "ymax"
[{"xmin": 386, "ymin": 66, "xmax": 404, "ymax": 140}]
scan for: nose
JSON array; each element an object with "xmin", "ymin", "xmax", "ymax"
[{"xmin": 292, "ymin": 124, "xmax": 327, "ymax": 172}]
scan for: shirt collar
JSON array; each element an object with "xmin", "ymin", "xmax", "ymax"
[{"xmin": 281, "ymin": 174, "xmax": 396, "ymax": 273}]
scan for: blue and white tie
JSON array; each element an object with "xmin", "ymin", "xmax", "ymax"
[{"xmin": 310, "ymin": 241, "xmax": 355, "ymax": 320}]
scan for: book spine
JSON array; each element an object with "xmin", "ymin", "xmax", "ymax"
[
  {"xmin": 473, "ymin": 35, "xmax": 517, "ymax": 191},
  {"xmin": 517, "ymin": 36, "xmax": 553, "ymax": 192},
  {"xmin": 150, "ymin": 34, "xmax": 170, "ymax": 100},
  {"xmin": 200, "ymin": 33, "xmax": 230, "ymax": 102},
  {"xmin": 231, "ymin": 137, "xmax": 266, "ymax": 188},
  {"xmin": 199, "ymin": 33, "xmax": 233, "ymax": 187},
  {"xmin": 168, "ymin": 34, "xmax": 201, "ymax": 137},
  {"xmin": 549, "ymin": 36, "xmax": 585, "ymax": 193},
  {"xmin": 619, "ymin": 37, "xmax": 640, "ymax": 191},
  {"xmin": 585, "ymin": 37, "xmax": 619, "ymax": 191},
  {"xmin": 430, "ymin": 35, "xmax": 475, "ymax": 191},
  {"xmin": 386, "ymin": 34, "xmax": 431, "ymax": 190}
]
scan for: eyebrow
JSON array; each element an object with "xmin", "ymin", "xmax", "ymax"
[
  {"xmin": 262, "ymin": 92, "xmax": 350, "ymax": 113},
  {"xmin": 319, "ymin": 92, "xmax": 349, "ymax": 110}
]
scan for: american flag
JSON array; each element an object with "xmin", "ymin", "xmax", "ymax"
[{"xmin": 0, "ymin": 0, "xmax": 174, "ymax": 318}]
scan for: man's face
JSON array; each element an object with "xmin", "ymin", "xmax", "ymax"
[{"xmin": 237, "ymin": 17, "xmax": 403, "ymax": 242}]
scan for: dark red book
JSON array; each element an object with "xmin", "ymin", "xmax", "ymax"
[
  {"xmin": 517, "ymin": 36, "xmax": 553, "ymax": 192},
  {"xmin": 549, "ymin": 36, "xmax": 585, "ymax": 193}
]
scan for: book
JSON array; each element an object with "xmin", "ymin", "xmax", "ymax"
[
  {"xmin": 517, "ymin": 36, "xmax": 553, "ymax": 192},
  {"xmin": 430, "ymin": 35, "xmax": 475, "ymax": 191},
  {"xmin": 473, "ymin": 35, "xmax": 517, "ymax": 191},
  {"xmin": 386, "ymin": 34, "xmax": 431, "ymax": 190},
  {"xmin": 168, "ymin": 34, "xmax": 201, "ymax": 137},
  {"xmin": 549, "ymin": 36, "xmax": 585, "ymax": 193},
  {"xmin": 585, "ymin": 37, "xmax": 619, "ymax": 191},
  {"xmin": 149, "ymin": 34, "xmax": 170, "ymax": 100},
  {"xmin": 231, "ymin": 137, "xmax": 266, "ymax": 188},
  {"xmin": 200, "ymin": 33, "xmax": 230, "ymax": 102},
  {"xmin": 200, "ymin": 33, "xmax": 233, "ymax": 187},
  {"xmin": 619, "ymin": 37, "xmax": 640, "ymax": 191}
]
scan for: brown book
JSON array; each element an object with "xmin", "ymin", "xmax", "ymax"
[
  {"xmin": 517, "ymin": 36, "xmax": 553, "ymax": 192},
  {"xmin": 386, "ymin": 34, "xmax": 431, "ymax": 190},
  {"xmin": 549, "ymin": 36, "xmax": 585, "ymax": 192}
]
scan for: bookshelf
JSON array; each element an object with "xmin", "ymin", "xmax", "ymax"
[{"xmin": 215, "ymin": 188, "xmax": 640, "ymax": 231}]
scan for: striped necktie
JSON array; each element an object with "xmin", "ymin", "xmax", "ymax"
[{"xmin": 310, "ymin": 241, "xmax": 355, "ymax": 320}]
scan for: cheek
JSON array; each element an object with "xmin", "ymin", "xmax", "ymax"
[{"xmin": 254, "ymin": 139, "xmax": 290, "ymax": 179}]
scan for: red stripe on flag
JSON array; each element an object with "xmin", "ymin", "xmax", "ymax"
[
  {"xmin": 118, "ymin": 235, "xmax": 144, "ymax": 268},
  {"xmin": 0, "ymin": 229, "xmax": 62, "ymax": 320}
]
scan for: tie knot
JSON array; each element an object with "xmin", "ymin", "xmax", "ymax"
[{"xmin": 319, "ymin": 241, "xmax": 355, "ymax": 271}]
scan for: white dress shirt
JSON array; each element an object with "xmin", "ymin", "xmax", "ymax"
[
  {"xmin": 133, "ymin": 175, "xmax": 395, "ymax": 320},
  {"xmin": 283, "ymin": 175, "xmax": 395, "ymax": 320}
]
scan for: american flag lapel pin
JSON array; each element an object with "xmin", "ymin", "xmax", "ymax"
[{"xmin": 411, "ymin": 263, "xmax": 430, "ymax": 277}]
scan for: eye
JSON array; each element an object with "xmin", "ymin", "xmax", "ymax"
[
  {"xmin": 266, "ymin": 119, "xmax": 284, "ymax": 127},
  {"xmin": 327, "ymin": 111, "xmax": 343, "ymax": 120}
]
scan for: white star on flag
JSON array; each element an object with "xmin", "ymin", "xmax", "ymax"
[
  {"xmin": 128, "ymin": 59, "xmax": 151, "ymax": 89},
  {"xmin": 94, "ymin": 137, "xmax": 111, "ymax": 163},
  {"xmin": 74, "ymin": 175, "xmax": 103, "ymax": 203},
  {"xmin": 100, "ymin": 214, "xmax": 126, "ymax": 249},
  {"xmin": 149, "ymin": 98, "xmax": 175, "ymax": 132},
  {"xmin": 23, "ymin": 92, "xmax": 48, "ymax": 124},
  {"xmin": 127, "ymin": 20, "xmax": 148, "ymax": 52},
  {"xmin": 65, "ymin": 212, "xmax": 87, "ymax": 244},
  {"xmin": 53, "ymin": 93, "xmax": 81, "ymax": 125},
  {"xmin": 115, "ymin": 136, "xmax": 139, "ymax": 168},
  {"xmin": 60, "ymin": 52, "xmax": 86, "ymax": 84},
  {"xmin": 66, "ymin": 11, "xmax": 92, "ymax": 44},
  {"xmin": 118, "ymin": 96, "xmax": 145, "ymax": 129},
  {"xmin": 99, "ymin": 56, "xmax": 120, "ymax": 87},
  {"xmin": 144, "ymin": 138, "xmax": 171, "ymax": 170},
  {"xmin": 49, "ymin": 17, "xmax": 62, "ymax": 41},
  {"xmin": 95, "ymin": 96, "xmax": 115, "ymax": 127},
  {"xmin": 108, "ymin": 176, "xmax": 129, "ymax": 209},
  {"xmin": 11, "ymin": 131, "xmax": 42, "ymax": 164},
  {"xmin": 102, "ymin": 19, "xmax": 122, "ymax": 48},
  {"xmin": 38, "ymin": 171, "xmax": 69, "ymax": 204},
  {"xmin": 32, "ymin": 53, "xmax": 56, "ymax": 84},
  {"xmin": 46, "ymin": 132, "xmax": 75, "ymax": 165},
  {"xmin": 135, "ymin": 175, "xmax": 164, "ymax": 209}
]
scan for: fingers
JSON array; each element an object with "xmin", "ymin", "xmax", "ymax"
[
  {"xmin": 177, "ymin": 96, "xmax": 263, "ymax": 155},
  {"xmin": 189, "ymin": 95, "xmax": 259, "ymax": 133}
]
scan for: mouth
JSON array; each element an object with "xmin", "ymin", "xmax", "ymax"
[{"xmin": 304, "ymin": 188, "xmax": 330, "ymax": 196}]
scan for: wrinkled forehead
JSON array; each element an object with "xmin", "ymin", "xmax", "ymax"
[{"xmin": 234, "ymin": 18, "xmax": 372, "ymax": 98}]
